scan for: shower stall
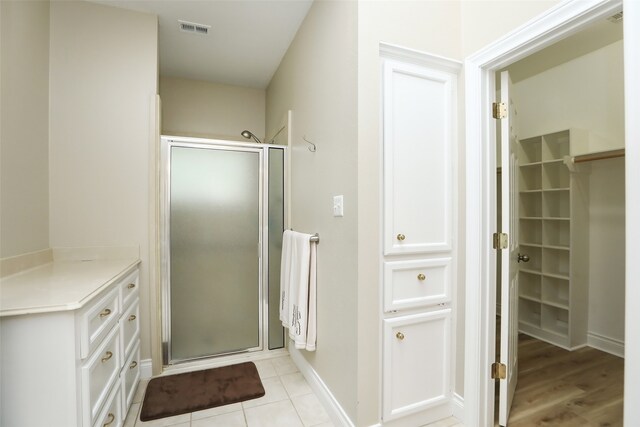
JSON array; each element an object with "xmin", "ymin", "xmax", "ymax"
[{"xmin": 160, "ymin": 136, "xmax": 286, "ymax": 365}]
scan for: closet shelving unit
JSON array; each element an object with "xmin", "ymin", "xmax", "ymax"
[{"xmin": 517, "ymin": 129, "xmax": 589, "ymax": 349}]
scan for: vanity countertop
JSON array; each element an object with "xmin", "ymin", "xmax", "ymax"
[{"xmin": 0, "ymin": 258, "xmax": 140, "ymax": 317}]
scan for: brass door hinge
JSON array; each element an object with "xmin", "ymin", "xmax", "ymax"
[
  {"xmin": 491, "ymin": 362, "xmax": 507, "ymax": 380},
  {"xmin": 492, "ymin": 102, "xmax": 507, "ymax": 119},
  {"xmin": 493, "ymin": 232, "xmax": 508, "ymax": 250}
]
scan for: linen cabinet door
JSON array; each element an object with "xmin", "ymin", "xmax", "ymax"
[
  {"xmin": 382, "ymin": 309, "xmax": 451, "ymax": 422},
  {"xmin": 382, "ymin": 59, "xmax": 455, "ymax": 256}
]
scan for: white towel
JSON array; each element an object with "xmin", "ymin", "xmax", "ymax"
[{"xmin": 279, "ymin": 230, "xmax": 317, "ymax": 351}]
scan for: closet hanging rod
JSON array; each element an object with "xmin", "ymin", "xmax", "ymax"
[{"xmin": 572, "ymin": 148, "xmax": 625, "ymax": 163}]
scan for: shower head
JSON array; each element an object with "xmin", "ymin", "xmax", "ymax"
[{"xmin": 241, "ymin": 130, "xmax": 263, "ymax": 144}]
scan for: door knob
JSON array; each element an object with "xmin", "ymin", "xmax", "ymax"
[
  {"xmin": 397, "ymin": 234, "xmax": 406, "ymax": 241},
  {"xmin": 518, "ymin": 253, "xmax": 530, "ymax": 263}
]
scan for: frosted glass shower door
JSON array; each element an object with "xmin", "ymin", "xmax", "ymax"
[{"xmin": 169, "ymin": 146, "xmax": 261, "ymax": 362}]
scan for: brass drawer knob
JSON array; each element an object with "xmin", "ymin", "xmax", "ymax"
[
  {"xmin": 99, "ymin": 308, "xmax": 112, "ymax": 318},
  {"xmin": 396, "ymin": 332, "xmax": 405, "ymax": 340},
  {"xmin": 127, "ymin": 283, "xmax": 136, "ymax": 289},
  {"xmin": 101, "ymin": 351, "xmax": 113, "ymax": 363},
  {"xmin": 397, "ymin": 234, "xmax": 406, "ymax": 241},
  {"xmin": 128, "ymin": 314, "xmax": 137, "ymax": 322},
  {"xmin": 417, "ymin": 273, "xmax": 426, "ymax": 281},
  {"xmin": 103, "ymin": 413, "xmax": 115, "ymax": 427},
  {"xmin": 129, "ymin": 360, "xmax": 138, "ymax": 370}
]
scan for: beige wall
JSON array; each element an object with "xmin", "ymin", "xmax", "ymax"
[
  {"xmin": 588, "ymin": 157, "xmax": 625, "ymax": 344},
  {"xmin": 461, "ymin": 0, "xmax": 562, "ymax": 56},
  {"xmin": 514, "ymin": 41, "xmax": 624, "ymax": 147},
  {"xmin": 0, "ymin": 0, "xmax": 50, "ymax": 258},
  {"xmin": 48, "ymin": 1, "xmax": 158, "ymax": 359},
  {"xmin": 266, "ymin": 0, "xmax": 359, "ymax": 421},
  {"xmin": 160, "ymin": 76, "xmax": 265, "ymax": 142}
]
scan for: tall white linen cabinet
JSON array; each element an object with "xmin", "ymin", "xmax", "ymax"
[{"xmin": 379, "ymin": 45, "xmax": 461, "ymax": 426}]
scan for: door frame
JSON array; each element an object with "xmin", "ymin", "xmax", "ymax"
[{"xmin": 463, "ymin": 0, "xmax": 639, "ymax": 425}]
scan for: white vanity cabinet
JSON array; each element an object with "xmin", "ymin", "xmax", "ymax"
[
  {"xmin": 0, "ymin": 260, "xmax": 141, "ymax": 427},
  {"xmin": 380, "ymin": 45, "xmax": 460, "ymax": 426}
]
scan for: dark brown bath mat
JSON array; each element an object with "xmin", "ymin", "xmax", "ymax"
[{"xmin": 140, "ymin": 361, "xmax": 265, "ymax": 421}]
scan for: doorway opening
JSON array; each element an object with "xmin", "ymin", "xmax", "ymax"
[{"xmin": 494, "ymin": 14, "xmax": 625, "ymax": 426}]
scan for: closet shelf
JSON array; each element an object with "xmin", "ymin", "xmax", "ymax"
[
  {"xmin": 519, "ymin": 319, "xmax": 540, "ymax": 329},
  {"xmin": 518, "ymin": 129, "xmax": 589, "ymax": 349},
  {"xmin": 520, "ymin": 243, "xmax": 542, "ymax": 248},
  {"xmin": 520, "ymin": 189, "xmax": 543, "ymax": 194},
  {"xmin": 543, "ymin": 244, "xmax": 570, "ymax": 251},
  {"xmin": 520, "ymin": 294, "xmax": 541, "ymax": 303},
  {"xmin": 541, "ymin": 299, "xmax": 569, "ymax": 310},
  {"xmin": 543, "ymin": 158, "xmax": 565, "ymax": 164},
  {"xmin": 542, "ymin": 272, "xmax": 570, "ymax": 280}
]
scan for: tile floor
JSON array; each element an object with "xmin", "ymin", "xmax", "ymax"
[
  {"xmin": 125, "ymin": 355, "xmax": 333, "ymax": 427},
  {"xmin": 123, "ymin": 354, "xmax": 463, "ymax": 427}
]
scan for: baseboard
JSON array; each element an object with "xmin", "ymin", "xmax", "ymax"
[
  {"xmin": 288, "ymin": 346, "xmax": 355, "ymax": 427},
  {"xmin": 452, "ymin": 392, "xmax": 464, "ymax": 421},
  {"xmin": 140, "ymin": 358, "xmax": 153, "ymax": 379},
  {"xmin": 587, "ymin": 332, "xmax": 625, "ymax": 358}
]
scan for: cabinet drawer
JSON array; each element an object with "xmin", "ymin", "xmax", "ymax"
[
  {"xmin": 79, "ymin": 286, "xmax": 120, "ymax": 359},
  {"xmin": 121, "ymin": 342, "xmax": 141, "ymax": 416},
  {"xmin": 120, "ymin": 270, "xmax": 139, "ymax": 311},
  {"xmin": 120, "ymin": 299, "xmax": 139, "ymax": 359},
  {"xmin": 383, "ymin": 258, "xmax": 451, "ymax": 312},
  {"xmin": 93, "ymin": 383, "xmax": 122, "ymax": 427},
  {"xmin": 82, "ymin": 325, "xmax": 121, "ymax": 426},
  {"xmin": 382, "ymin": 309, "xmax": 451, "ymax": 421}
]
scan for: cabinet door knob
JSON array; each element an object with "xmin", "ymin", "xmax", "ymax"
[
  {"xmin": 99, "ymin": 308, "xmax": 112, "ymax": 318},
  {"xmin": 103, "ymin": 413, "xmax": 115, "ymax": 427},
  {"xmin": 417, "ymin": 273, "xmax": 426, "ymax": 281},
  {"xmin": 396, "ymin": 234, "xmax": 406, "ymax": 241},
  {"xmin": 101, "ymin": 351, "xmax": 113, "ymax": 363},
  {"xmin": 128, "ymin": 314, "xmax": 137, "ymax": 322},
  {"xmin": 129, "ymin": 360, "xmax": 138, "ymax": 370},
  {"xmin": 127, "ymin": 283, "xmax": 136, "ymax": 289},
  {"xmin": 396, "ymin": 332, "xmax": 405, "ymax": 340}
]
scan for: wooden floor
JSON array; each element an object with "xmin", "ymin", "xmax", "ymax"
[{"xmin": 505, "ymin": 334, "xmax": 624, "ymax": 427}]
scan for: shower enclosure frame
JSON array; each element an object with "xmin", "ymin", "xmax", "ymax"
[{"xmin": 159, "ymin": 135, "xmax": 288, "ymax": 366}]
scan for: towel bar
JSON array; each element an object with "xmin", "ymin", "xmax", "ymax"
[{"xmin": 310, "ymin": 233, "xmax": 320, "ymax": 243}]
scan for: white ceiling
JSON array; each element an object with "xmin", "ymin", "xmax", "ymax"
[{"xmin": 91, "ymin": 0, "xmax": 313, "ymax": 89}]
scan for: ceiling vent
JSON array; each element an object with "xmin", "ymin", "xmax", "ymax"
[
  {"xmin": 179, "ymin": 20, "xmax": 211, "ymax": 35},
  {"xmin": 607, "ymin": 12, "xmax": 623, "ymax": 23}
]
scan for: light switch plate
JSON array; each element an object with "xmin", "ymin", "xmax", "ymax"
[{"xmin": 333, "ymin": 195, "xmax": 344, "ymax": 217}]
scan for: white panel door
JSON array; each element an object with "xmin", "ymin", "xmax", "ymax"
[
  {"xmin": 382, "ymin": 59, "xmax": 454, "ymax": 256},
  {"xmin": 382, "ymin": 309, "xmax": 451, "ymax": 421},
  {"xmin": 499, "ymin": 70, "xmax": 519, "ymax": 426}
]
